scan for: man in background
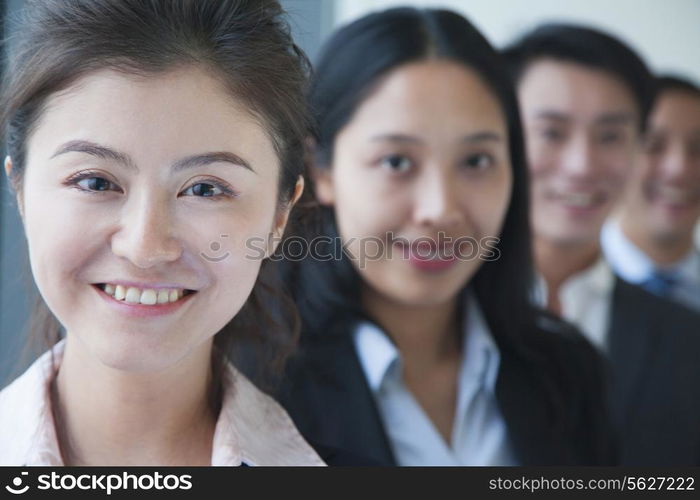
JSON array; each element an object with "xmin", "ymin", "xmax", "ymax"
[
  {"xmin": 505, "ymin": 25, "xmax": 700, "ymax": 465},
  {"xmin": 602, "ymin": 76, "xmax": 700, "ymax": 312}
]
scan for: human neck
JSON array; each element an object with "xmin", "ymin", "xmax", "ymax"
[
  {"xmin": 361, "ymin": 286, "xmax": 461, "ymax": 369},
  {"xmin": 534, "ymin": 236, "xmax": 601, "ymax": 315},
  {"xmin": 53, "ymin": 336, "xmax": 217, "ymax": 466},
  {"xmin": 619, "ymin": 213, "xmax": 695, "ymax": 266}
]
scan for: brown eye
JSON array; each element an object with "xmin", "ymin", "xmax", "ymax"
[
  {"xmin": 463, "ymin": 153, "xmax": 494, "ymax": 170},
  {"xmin": 77, "ymin": 176, "xmax": 118, "ymax": 192},
  {"xmin": 184, "ymin": 183, "xmax": 221, "ymax": 197},
  {"xmin": 541, "ymin": 127, "xmax": 565, "ymax": 142},
  {"xmin": 180, "ymin": 180, "xmax": 237, "ymax": 199},
  {"xmin": 380, "ymin": 154, "xmax": 413, "ymax": 173}
]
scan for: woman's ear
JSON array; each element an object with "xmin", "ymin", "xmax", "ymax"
[
  {"xmin": 267, "ymin": 176, "xmax": 305, "ymax": 257},
  {"xmin": 5, "ymin": 156, "xmax": 24, "ymax": 219}
]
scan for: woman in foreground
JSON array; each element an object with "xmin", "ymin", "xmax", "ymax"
[{"xmin": 0, "ymin": 0, "xmax": 323, "ymax": 466}]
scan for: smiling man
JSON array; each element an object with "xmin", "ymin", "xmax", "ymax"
[
  {"xmin": 602, "ymin": 76, "xmax": 700, "ymax": 312},
  {"xmin": 505, "ymin": 25, "xmax": 700, "ymax": 465}
]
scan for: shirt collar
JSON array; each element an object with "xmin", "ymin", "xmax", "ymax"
[
  {"xmin": 9, "ymin": 340, "xmax": 323, "ymax": 466},
  {"xmin": 601, "ymin": 218, "xmax": 658, "ymax": 283},
  {"xmin": 534, "ymin": 255, "xmax": 615, "ymax": 306},
  {"xmin": 353, "ymin": 292, "xmax": 501, "ymax": 394},
  {"xmin": 674, "ymin": 249, "xmax": 700, "ymax": 285},
  {"xmin": 602, "ymin": 217, "xmax": 700, "ymax": 285}
]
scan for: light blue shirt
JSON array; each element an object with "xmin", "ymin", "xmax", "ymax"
[
  {"xmin": 601, "ymin": 219, "xmax": 700, "ymax": 312},
  {"xmin": 352, "ymin": 294, "xmax": 517, "ymax": 466}
]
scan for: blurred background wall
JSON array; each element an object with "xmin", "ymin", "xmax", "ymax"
[
  {"xmin": 1, "ymin": 0, "xmax": 699, "ymax": 387},
  {"xmin": 333, "ymin": 0, "xmax": 700, "ymax": 83}
]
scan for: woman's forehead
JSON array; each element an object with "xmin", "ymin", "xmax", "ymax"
[{"xmin": 28, "ymin": 67, "xmax": 279, "ymax": 176}]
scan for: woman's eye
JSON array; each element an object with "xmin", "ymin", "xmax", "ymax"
[
  {"xmin": 182, "ymin": 182, "xmax": 224, "ymax": 198},
  {"xmin": 463, "ymin": 153, "xmax": 494, "ymax": 170},
  {"xmin": 379, "ymin": 154, "xmax": 413, "ymax": 173},
  {"xmin": 76, "ymin": 176, "xmax": 119, "ymax": 192}
]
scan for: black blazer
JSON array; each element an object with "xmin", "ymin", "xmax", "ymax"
[
  {"xmin": 607, "ymin": 277, "xmax": 700, "ymax": 465},
  {"xmin": 278, "ymin": 311, "xmax": 617, "ymax": 466}
]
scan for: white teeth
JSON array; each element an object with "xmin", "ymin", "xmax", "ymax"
[
  {"xmin": 656, "ymin": 186, "xmax": 694, "ymax": 204},
  {"xmin": 125, "ymin": 287, "xmax": 141, "ymax": 304},
  {"xmin": 157, "ymin": 290, "xmax": 170, "ymax": 304},
  {"xmin": 100, "ymin": 283, "xmax": 189, "ymax": 306},
  {"xmin": 140, "ymin": 289, "xmax": 157, "ymax": 305},
  {"xmin": 559, "ymin": 192, "xmax": 597, "ymax": 207}
]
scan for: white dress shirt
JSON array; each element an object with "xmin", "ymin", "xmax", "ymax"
[
  {"xmin": 0, "ymin": 341, "xmax": 325, "ymax": 466},
  {"xmin": 602, "ymin": 218, "xmax": 700, "ymax": 312},
  {"xmin": 534, "ymin": 258, "xmax": 615, "ymax": 352},
  {"xmin": 353, "ymin": 293, "xmax": 517, "ymax": 466}
]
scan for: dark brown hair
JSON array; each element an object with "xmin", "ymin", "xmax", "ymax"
[{"xmin": 1, "ymin": 0, "xmax": 311, "ymax": 392}]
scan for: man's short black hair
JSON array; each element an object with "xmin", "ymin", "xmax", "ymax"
[
  {"xmin": 655, "ymin": 74, "xmax": 700, "ymax": 98},
  {"xmin": 503, "ymin": 24, "xmax": 655, "ymax": 131}
]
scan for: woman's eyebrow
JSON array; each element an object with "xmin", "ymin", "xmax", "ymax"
[
  {"xmin": 51, "ymin": 140, "xmax": 137, "ymax": 170},
  {"xmin": 50, "ymin": 140, "xmax": 254, "ymax": 173},
  {"xmin": 461, "ymin": 131, "xmax": 503, "ymax": 144},
  {"xmin": 172, "ymin": 152, "xmax": 255, "ymax": 173}
]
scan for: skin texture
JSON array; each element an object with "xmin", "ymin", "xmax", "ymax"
[
  {"xmin": 8, "ymin": 66, "xmax": 301, "ymax": 464},
  {"xmin": 619, "ymin": 89, "xmax": 700, "ymax": 264},
  {"xmin": 517, "ymin": 59, "xmax": 640, "ymax": 311},
  {"xmin": 314, "ymin": 60, "xmax": 513, "ymax": 443}
]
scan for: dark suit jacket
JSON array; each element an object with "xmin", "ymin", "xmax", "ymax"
[
  {"xmin": 278, "ymin": 312, "xmax": 617, "ymax": 466},
  {"xmin": 607, "ymin": 277, "xmax": 700, "ymax": 465}
]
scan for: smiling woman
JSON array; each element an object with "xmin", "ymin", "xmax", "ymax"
[{"xmin": 0, "ymin": 0, "xmax": 323, "ymax": 466}]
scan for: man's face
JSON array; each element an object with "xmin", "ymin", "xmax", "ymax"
[
  {"xmin": 518, "ymin": 59, "xmax": 640, "ymax": 248},
  {"xmin": 623, "ymin": 89, "xmax": 700, "ymax": 243}
]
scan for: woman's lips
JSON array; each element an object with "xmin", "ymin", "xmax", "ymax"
[
  {"xmin": 395, "ymin": 243, "xmax": 458, "ymax": 272},
  {"xmin": 408, "ymin": 253, "xmax": 457, "ymax": 272},
  {"xmin": 92, "ymin": 284, "xmax": 196, "ymax": 318}
]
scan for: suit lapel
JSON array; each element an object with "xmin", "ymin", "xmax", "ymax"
[
  {"xmin": 606, "ymin": 278, "xmax": 657, "ymax": 426},
  {"xmin": 305, "ymin": 328, "xmax": 397, "ymax": 465},
  {"xmin": 496, "ymin": 350, "xmax": 559, "ymax": 465}
]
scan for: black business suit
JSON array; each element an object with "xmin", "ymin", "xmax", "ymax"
[
  {"xmin": 607, "ymin": 277, "xmax": 700, "ymax": 465},
  {"xmin": 278, "ymin": 311, "xmax": 617, "ymax": 466}
]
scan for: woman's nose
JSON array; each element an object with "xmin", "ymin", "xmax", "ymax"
[
  {"xmin": 412, "ymin": 168, "xmax": 463, "ymax": 228},
  {"xmin": 110, "ymin": 198, "xmax": 182, "ymax": 268}
]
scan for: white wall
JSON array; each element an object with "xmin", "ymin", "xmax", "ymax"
[{"xmin": 334, "ymin": 0, "xmax": 700, "ymax": 83}]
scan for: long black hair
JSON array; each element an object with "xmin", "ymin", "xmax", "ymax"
[{"xmin": 288, "ymin": 7, "xmax": 537, "ymax": 357}]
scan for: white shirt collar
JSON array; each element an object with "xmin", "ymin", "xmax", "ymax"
[
  {"xmin": 0, "ymin": 340, "xmax": 324, "ymax": 466},
  {"xmin": 353, "ymin": 292, "xmax": 501, "ymax": 395},
  {"xmin": 534, "ymin": 257, "xmax": 614, "ymax": 351},
  {"xmin": 602, "ymin": 217, "xmax": 700, "ymax": 285}
]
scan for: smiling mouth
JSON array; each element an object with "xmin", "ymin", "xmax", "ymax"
[
  {"xmin": 547, "ymin": 191, "xmax": 607, "ymax": 209},
  {"xmin": 94, "ymin": 283, "xmax": 196, "ymax": 306},
  {"xmin": 648, "ymin": 185, "xmax": 700, "ymax": 207}
]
